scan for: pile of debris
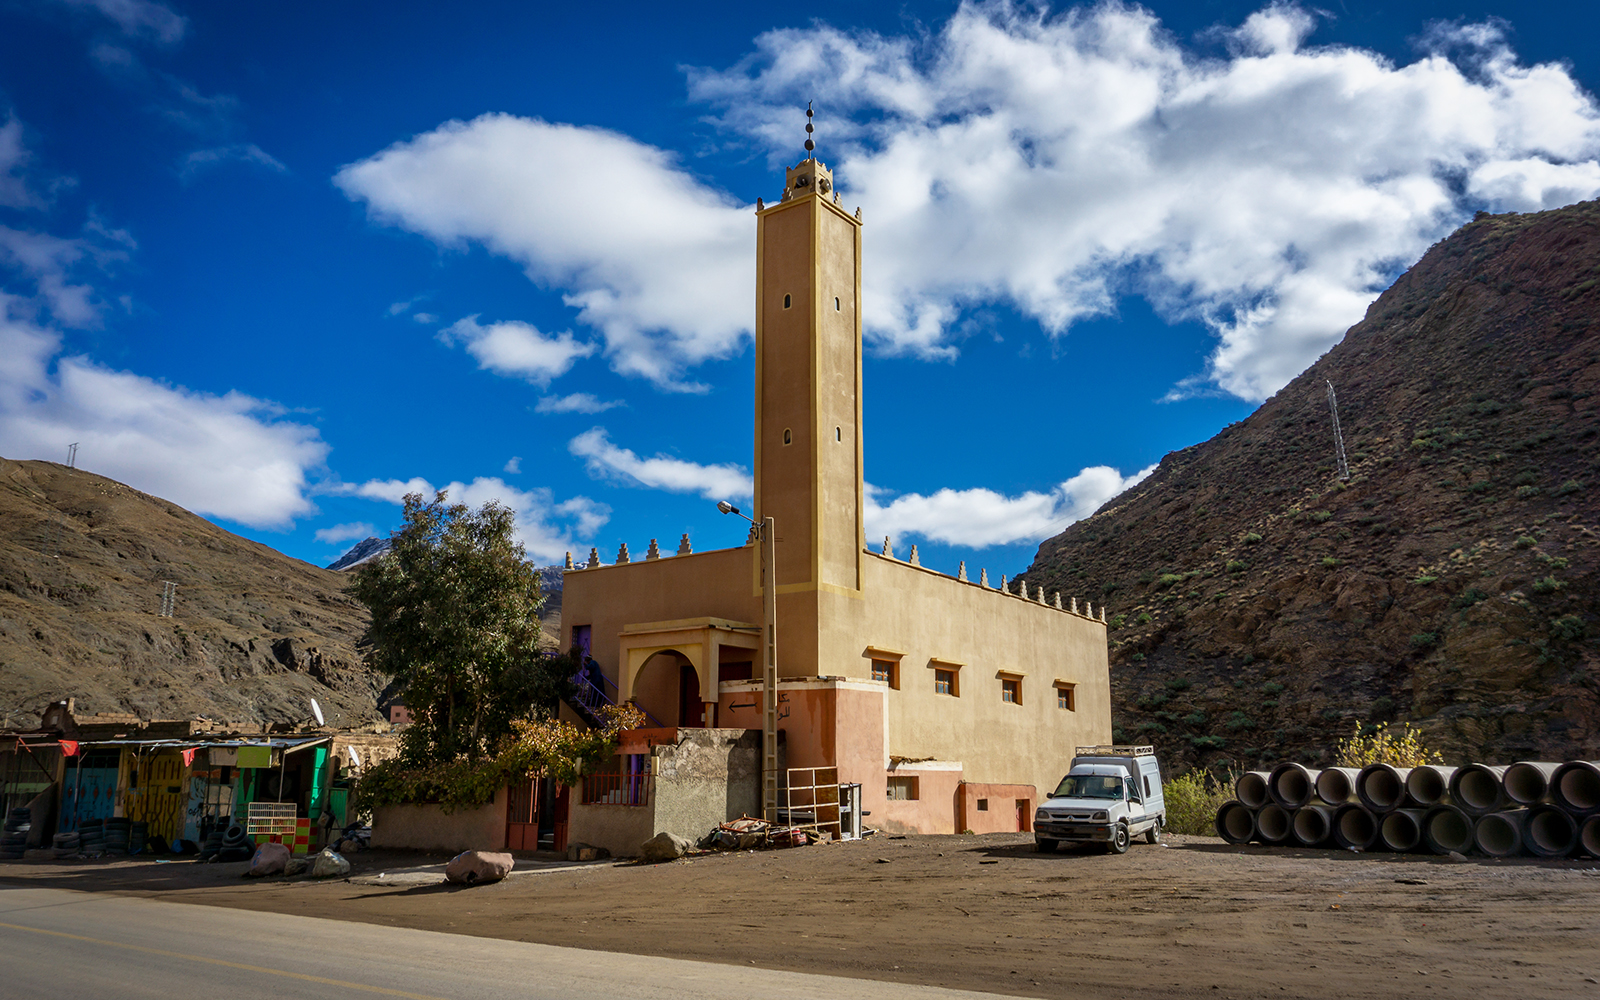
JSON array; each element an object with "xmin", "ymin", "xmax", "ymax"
[{"xmin": 1215, "ymin": 760, "xmax": 1600, "ymax": 857}]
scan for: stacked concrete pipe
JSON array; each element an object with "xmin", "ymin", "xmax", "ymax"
[{"xmin": 1211, "ymin": 757, "xmax": 1600, "ymax": 858}]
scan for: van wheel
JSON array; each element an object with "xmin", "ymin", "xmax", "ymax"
[
  {"xmin": 1108, "ymin": 824, "xmax": 1130, "ymax": 855},
  {"xmin": 1146, "ymin": 820, "xmax": 1161, "ymax": 845},
  {"xmin": 1034, "ymin": 838, "xmax": 1058, "ymax": 853}
]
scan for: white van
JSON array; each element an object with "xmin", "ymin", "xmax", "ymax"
[{"xmin": 1033, "ymin": 745, "xmax": 1165, "ymax": 854}]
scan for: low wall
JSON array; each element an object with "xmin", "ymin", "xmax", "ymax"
[
  {"xmin": 569, "ymin": 728, "xmax": 760, "ymax": 857},
  {"xmin": 876, "ymin": 764, "xmax": 962, "ymax": 834},
  {"xmin": 956, "ymin": 782, "xmax": 1037, "ymax": 834},
  {"xmin": 371, "ymin": 797, "xmax": 507, "ymax": 853}
]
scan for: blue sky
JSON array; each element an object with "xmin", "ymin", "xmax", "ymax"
[{"xmin": 3, "ymin": 1, "xmax": 1599, "ymax": 583}]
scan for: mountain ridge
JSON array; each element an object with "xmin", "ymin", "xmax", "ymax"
[{"xmin": 1019, "ymin": 201, "xmax": 1600, "ymax": 770}]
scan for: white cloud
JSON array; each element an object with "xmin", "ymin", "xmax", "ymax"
[
  {"xmin": 53, "ymin": 0, "xmax": 186, "ymax": 44},
  {"xmin": 0, "ymin": 116, "xmax": 42, "ymax": 211},
  {"xmin": 437, "ymin": 315, "xmax": 595, "ymax": 386},
  {"xmin": 680, "ymin": 3, "xmax": 1600, "ymax": 400},
  {"xmin": 865, "ymin": 463, "xmax": 1156, "ymax": 549},
  {"xmin": 335, "ymin": 114, "xmax": 752, "ymax": 389},
  {"xmin": 569, "ymin": 427, "xmax": 752, "ymax": 501},
  {"xmin": 314, "ymin": 522, "xmax": 375, "ymax": 545},
  {"xmin": 411, "ymin": 312, "xmax": 438, "ymax": 324},
  {"xmin": 341, "ymin": 474, "xmax": 609, "ymax": 564},
  {"xmin": 0, "ymin": 297, "xmax": 329, "ymax": 528},
  {"xmin": 179, "ymin": 143, "xmax": 287, "ymax": 180},
  {"xmin": 503, "ymin": 456, "xmax": 521, "ymax": 474},
  {"xmin": 536, "ymin": 392, "xmax": 623, "ymax": 414}
]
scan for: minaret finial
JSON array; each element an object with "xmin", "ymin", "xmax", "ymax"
[{"xmin": 805, "ymin": 101, "xmax": 815, "ymax": 159}]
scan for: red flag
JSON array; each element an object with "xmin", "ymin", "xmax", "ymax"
[
  {"xmin": 60, "ymin": 740, "xmax": 79, "ymax": 756},
  {"xmin": 181, "ymin": 747, "xmax": 196, "ymax": 766}
]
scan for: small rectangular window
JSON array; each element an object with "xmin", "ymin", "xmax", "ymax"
[
  {"xmin": 934, "ymin": 668, "xmax": 957, "ymax": 696},
  {"xmin": 1056, "ymin": 683, "xmax": 1076, "ymax": 711},
  {"xmin": 783, "ymin": 293, "xmax": 792, "ymax": 309},
  {"xmin": 976, "ymin": 798, "xmax": 989, "ymax": 811},
  {"xmin": 1001, "ymin": 678, "xmax": 1021, "ymax": 704},
  {"xmin": 835, "ymin": 296, "xmax": 841, "ymax": 310},
  {"xmin": 887, "ymin": 776, "xmax": 919, "ymax": 801},
  {"xmin": 871, "ymin": 658, "xmax": 898, "ymax": 688}
]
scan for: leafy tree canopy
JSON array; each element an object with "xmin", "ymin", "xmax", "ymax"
[{"xmin": 350, "ymin": 491, "xmax": 571, "ymax": 764}]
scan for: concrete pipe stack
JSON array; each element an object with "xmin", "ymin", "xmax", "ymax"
[{"xmin": 1213, "ymin": 759, "xmax": 1600, "ymax": 858}]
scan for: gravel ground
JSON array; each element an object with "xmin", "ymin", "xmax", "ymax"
[{"xmin": 5, "ymin": 833, "xmax": 1599, "ymax": 999}]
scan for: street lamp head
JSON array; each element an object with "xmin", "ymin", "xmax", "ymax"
[{"xmin": 716, "ymin": 501, "xmax": 739, "ymax": 516}]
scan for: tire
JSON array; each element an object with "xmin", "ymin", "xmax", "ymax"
[
  {"xmin": 1034, "ymin": 838, "xmax": 1058, "ymax": 853},
  {"xmin": 1108, "ymin": 824, "xmax": 1130, "ymax": 855},
  {"xmin": 1146, "ymin": 819, "xmax": 1162, "ymax": 845}
]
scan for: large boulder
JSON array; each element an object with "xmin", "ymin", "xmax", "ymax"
[
  {"xmin": 640, "ymin": 831, "xmax": 692, "ymax": 862},
  {"xmin": 246, "ymin": 842, "xmax": 291, "ymax": 877},
  {"xmin": 309, "ymin": 847, "xmax": 350, "ymax": 878},
  {"xmin": 444, "ymin": 850, "xmax": 515, "ymax": 885},
  {"xmin": 284, "ymin": 856, "xmax": 310, "ymax": 877}
]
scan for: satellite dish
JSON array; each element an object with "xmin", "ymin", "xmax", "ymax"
[
  {"xmin": 349, "ymin": 746, "xmax": 362, "ymax": 768},
  {"xmin": 310, "ymin": 698, "xmax": 324, "ymax": 726}
]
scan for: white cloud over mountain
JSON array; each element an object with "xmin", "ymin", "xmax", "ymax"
[
  {"xmin": 343, "ymin": 475, "xmax": 610, "ymax": 564},
  {"xmin": 339, "ymin": 4, "xmax": 1600, "ymax": 403},
  {"xmin": 865, "ymin": 463, "xmax": 1156, "ymax": 549},
  {"xmin": 0, "ymin": 299, "xmax": 329, "ymax": 528},
  {"xmin": 690, "ymin": 2, "xmax": 1600, "ymax": 400}
]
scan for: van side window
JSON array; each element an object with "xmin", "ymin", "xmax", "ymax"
[{"xmin": 1144, "ymin": 776, "xmax": 1152, "ymax": 797}]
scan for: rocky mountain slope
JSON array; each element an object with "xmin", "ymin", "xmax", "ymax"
[
  {"xmin": 0, "ymin": 459, "xmax": 385, "ymax": 727},
  {"xmin": 1019, "ymin": 202, "xmax": 1600, "ymax": 771}
]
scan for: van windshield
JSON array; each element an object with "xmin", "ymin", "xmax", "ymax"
[{"xmin": 1053, "ymin": 774, "xmax": 1123, "ymax": 799}]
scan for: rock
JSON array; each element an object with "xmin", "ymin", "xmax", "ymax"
[
  {"xmin": 1447, "ymin": 851, "xmax": 1470, "ymax": 863},
  {"xmin": 246, "ymin": 842, "xmax": 290, "ymax": 876},
  {"xmin": 640, "ymin": 831, "xmax": 691, "ymax": 862},
  {"xmin": 284, "ymin": 856, "xmax": 310, "ymax": 876},
  {"xmin": 309, "ymin": 847, "xmax": 350, "ymax": 878},
  {"xmin": 444, "ymin": 850, "xmax": 514, "ymax": 884},
  {"xmin": 338, "ymin": 838, "xmax": 362, "ymax": 854},
  {"xmin": 565, "ymin": 842, "xmax": 610, "ymax": 862}
]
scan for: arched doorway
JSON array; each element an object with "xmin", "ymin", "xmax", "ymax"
[{"xmin": 633, "ymin": 650, "xmax": 706, "ymax": 727}]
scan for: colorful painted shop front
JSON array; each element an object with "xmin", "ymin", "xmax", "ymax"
[{"xmin": 70, "ymin": 736, "xmax": 335, "ymax": 852}]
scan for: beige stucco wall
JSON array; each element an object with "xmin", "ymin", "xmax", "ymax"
[
  {"xmin": 957, "ymin": 782, "xmax": 1038, "ymax": 835},
  {"xmin": 371, "ymin": 798, "xmax": 507, "ymax": 853},
  {"xmin": 821, "ymin": 553, "xmax": 1111, "ymax": 797}
]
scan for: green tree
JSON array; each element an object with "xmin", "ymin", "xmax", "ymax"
[{"xmin": 350, "ymin": 491, "xmax": 569, "ymax": 764}]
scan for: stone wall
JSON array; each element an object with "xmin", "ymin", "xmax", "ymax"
[{"xmin": 370, "ymin": 798, "xmax": 507, "ymax": 853}]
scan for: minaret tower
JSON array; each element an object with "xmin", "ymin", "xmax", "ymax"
[{"xmin": 754, "ymin": 106, "xmax": 865, "ymax": 630}]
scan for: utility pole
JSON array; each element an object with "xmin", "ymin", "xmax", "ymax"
[
  {"xmin": 1326, "ymin": 380, "xmax": 1350, "ymax": 481},
  {"xmin": 66, "ymin": 443, "xmax": 78, "ymax": 469}
]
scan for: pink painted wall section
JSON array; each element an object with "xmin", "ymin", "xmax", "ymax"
[
  {"xmin": 371, "ymin": 798, "xmax": 508, "ymax": 853},
  {"xmin": 957, "ymin": 782, "xmax": 1037, "ymax": 834},
  {"xmin": 875, "ymin": 767, "xmax": 962, "ymax": 834}
]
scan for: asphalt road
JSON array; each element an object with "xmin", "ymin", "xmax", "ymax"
[{"xmin": 0, "ymin": 886, "xmax": 1023, "ymax": 1000}]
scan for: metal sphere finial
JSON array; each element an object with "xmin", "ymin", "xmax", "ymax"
[{"xmin": 805, "ymin": 101, "xmax": 815, "ymax": 158}]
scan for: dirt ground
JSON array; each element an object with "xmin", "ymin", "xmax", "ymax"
[{"xmin": 4, "ymin": 833, "xmax": 1600, "ymax": 999}]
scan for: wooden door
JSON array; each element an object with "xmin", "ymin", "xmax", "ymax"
[
  {"xmin": 505, "ymin": 777, "xmax": 540, "ymax": 851},
  {"xmin": 552, "ymin": 783, "xmax": 570, "ymax": 852}
]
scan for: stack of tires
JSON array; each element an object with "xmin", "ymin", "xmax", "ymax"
[
  {"xmin": 78, "ymin": 818, "xmax": 105, "ymax": 856},
  {"xmin": 51, "ymin": 831, "xmax": 81, "ymax": 859},
  {"xmin": 103, "ymin": 817, "xmax": 131, "ymax": 856},
  {"xmin": 128, "ymin": 821, "xmax": 148, "ymax": 855},
  {"xmin": 1214, "ymin": 759, "xmax": 1600, "ymax": 858},
  {"xmin": 198, "ymin": 818, "xmax": 228, "ymax": 860},
  {"xmin": 215, "ymin": 822, "xmax": 254, "ymax": 862},
  {"xmin": 0, "ymin": 808, "xmax": 30, "ymax": 859}
]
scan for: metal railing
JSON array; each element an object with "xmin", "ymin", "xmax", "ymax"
[
  {"xmin": 580, "ymin": 769, "xmax": 650, "ymax": 807},
  {"xmin": 569, "ymin": 659, "xmax": 667, "ymax": 729}
]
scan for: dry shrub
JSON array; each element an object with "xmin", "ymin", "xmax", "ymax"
[
  {"xmin": 1164, "ymin": 770, "xmax": 1233, "ymax": 835},
  {"xmin": 1333, "ymin": 722, "xmax": 1443, "ymax": 768}
]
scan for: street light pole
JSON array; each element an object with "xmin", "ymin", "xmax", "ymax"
[{"xmin": 718, "ymin": 502, "xmax": 780, "ymax": 823}]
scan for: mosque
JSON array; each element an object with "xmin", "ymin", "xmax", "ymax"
[{"xmin": 559, "ymin": 140, "xmax": 1111, "ymax": 837}]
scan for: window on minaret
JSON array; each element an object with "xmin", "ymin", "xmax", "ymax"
[
  {"xmin": 835, "ymin": 296, "xmax": 841, "ymax": 310},
  {"xmin": 783, "ymin": 293, "xmax": 791, "ymax": 309},
  {"xmin": 783, "ymin": 428, "xmax": 792, "ymax": 445}
]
